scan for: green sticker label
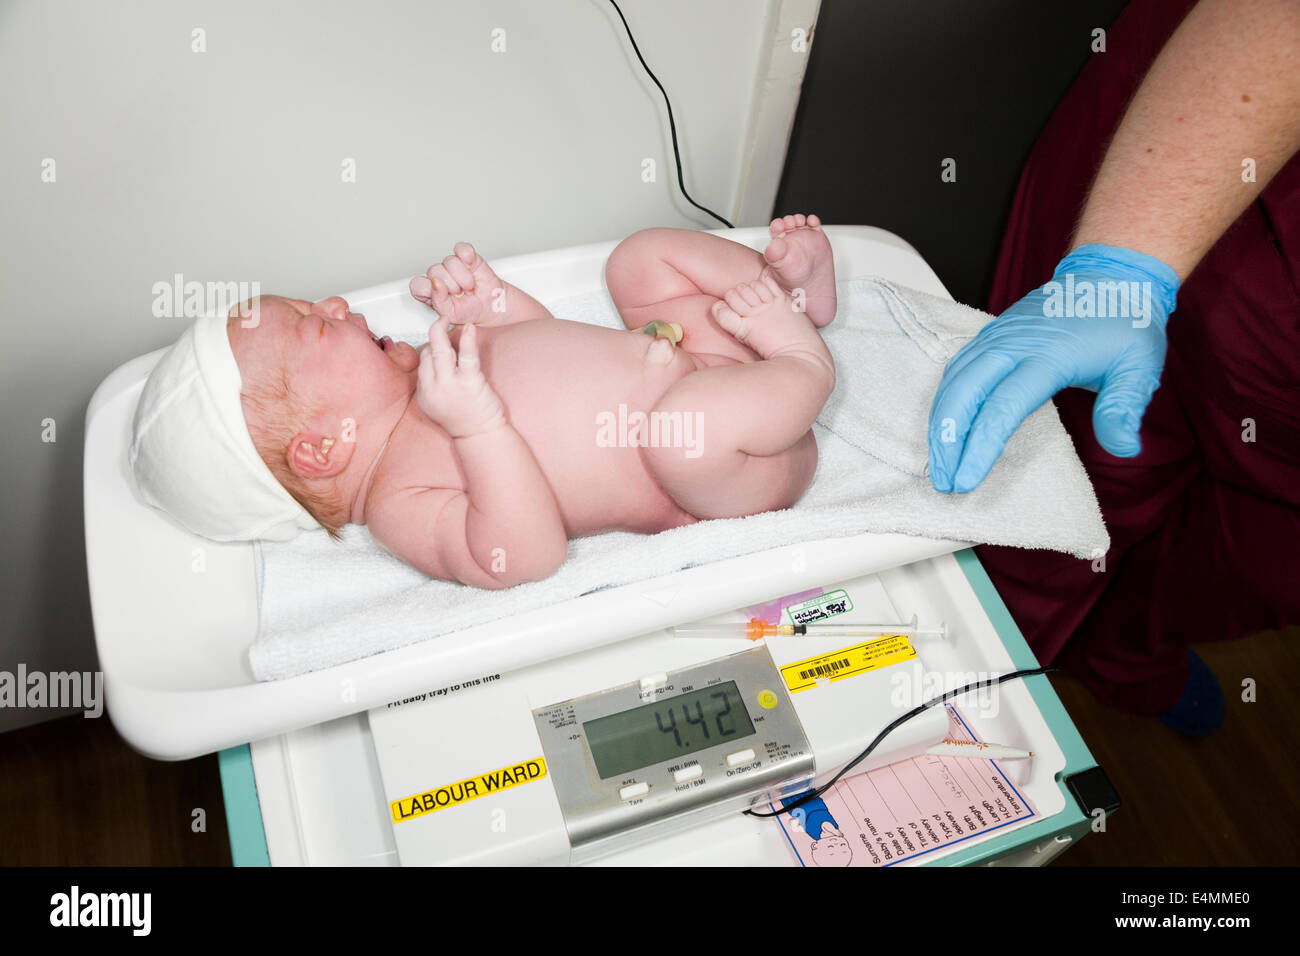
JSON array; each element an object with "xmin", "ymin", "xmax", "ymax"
[{"xmin": 785, "ymin": 589, "xmax": 854, "ymax": 625}]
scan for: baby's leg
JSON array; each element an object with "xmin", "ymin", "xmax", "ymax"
[
  {"xmin": 606, "ymin": 228, "xmax": 769, "ymax": 362},
  {"xmin": 640, "ymin": 274, "xmax": 834, "ymax": 519},
  {"xmin": 606, "ymin": 218, "xmax": 837, "ymax": 365}
]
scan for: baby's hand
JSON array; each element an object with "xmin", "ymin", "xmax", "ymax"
[
  {"xmin": 409, "ymin": 242, "xmax": 507, "ymax": 326},
  {"xmin": 416, "ymin": 318, "xmax": 507, "ymax": 438}
]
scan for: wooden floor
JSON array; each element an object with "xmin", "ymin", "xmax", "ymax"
[
  {"xmin": 1050, "ymin": 626, "xmax": 1300, "ymax": 866},
  {"xmin": 1, "ymin": 627, "xmax": 1295, "ymax": 866},
  {"xmin": 0, "ymin": 712, "xmax": 231, "ymax": 866}
]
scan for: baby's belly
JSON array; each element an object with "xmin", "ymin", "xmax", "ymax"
[{"xmin": 465, "ymin": 319, "xmax": 699, "ymax": 536}]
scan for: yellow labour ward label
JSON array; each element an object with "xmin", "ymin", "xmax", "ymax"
[
  {"xmin": 780, "ymin": 635, "xmax": 916, "ymax": 694},
  {"xmin": 390, "ymin": 757, "xmax": 548, "ymax": 824}
]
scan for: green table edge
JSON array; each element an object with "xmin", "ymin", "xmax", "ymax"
[
  {"xmin": 218, "ymin": 745, "xmax": 270, "ymax": 867},
  {"xmin": 216, "ymin": 547, "xmax": 1102, "ymax": 867},
  {"xmin": 921, "ymin": 548, "xmax": 1101, "ymax": 866}
]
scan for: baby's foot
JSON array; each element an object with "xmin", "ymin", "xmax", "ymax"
[
  {"xmin": 409, "ymin": 243, "xmax": 506, "ymax": 325},
  {"xmin": 711, "ymin": 272, "xmax": 796, "ymax": 356},
  {"xmin": 763, "ymin": 213, "xmax": 836, "ymax": 327},
  {"xmin": 713, "ymin": 273, "xmax": 835, "ymax": 393},
  {"xmin": 711, "ymin": 272, "xmax": 825, "ymax": 362}
]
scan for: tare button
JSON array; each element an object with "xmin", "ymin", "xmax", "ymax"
[
  {"xmin": 619, "ymin": 782, "xmax": 650, "ymax": 800},
  {"xmin": 726, "ymin": 748, "xmax": 757, "ymax": 767}
]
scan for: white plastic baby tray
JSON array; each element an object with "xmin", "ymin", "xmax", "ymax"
[{"xmin": 84, "ymin": 226, "xmax": 967, "ymax": 760}]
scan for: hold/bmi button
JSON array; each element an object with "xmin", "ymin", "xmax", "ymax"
[
  {"xmin": 726, "ymin": 748, "xmax": 756, "ymax": 767},
  {"xmin": 674, "ymin": 764, "xmax": 703, "ymax": 783},
  {"xmin": 619, "ymin": 781, "xmax": 650, "ymax": 800}
]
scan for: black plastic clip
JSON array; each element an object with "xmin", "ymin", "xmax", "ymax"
[{"xmin": 1064, "ymin": 765, "xmax": 1121, "ymax": 817}]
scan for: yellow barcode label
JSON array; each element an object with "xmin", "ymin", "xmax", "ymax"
[{"xmin": 780, "ymin": 634, "xmax": 916, "ymax": 694}]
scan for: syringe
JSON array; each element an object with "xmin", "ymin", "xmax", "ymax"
[{"xmin": 673, "ymin": 613, "xmax": 946, "ymax": 642}]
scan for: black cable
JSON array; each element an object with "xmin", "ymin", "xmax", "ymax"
[
  {"xmin": 606, "ymin": 0, "xmax": 734, "ymax": 229},
  {"xmin": 744, "ymin": 664, "xmax": 1061, "ymax": 819}
]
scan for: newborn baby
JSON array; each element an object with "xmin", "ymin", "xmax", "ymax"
[{"xmin": 131, "ymin": 216, "xmax": 838, "ymax": 588}]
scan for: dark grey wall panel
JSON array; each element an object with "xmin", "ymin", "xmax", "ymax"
[{"xmin": 776, "ymin": 0, "xmax": 1131, "ymax": 308}]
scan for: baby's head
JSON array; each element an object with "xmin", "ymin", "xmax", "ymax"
[
  {"xmin": 809, "ymin": 833, "xmax": 852, "ymax": 867},
  {"xmin": 229, "ymin": 296, "xmax": 420, "ymax": 536},
  {"xmin": 131, "ymin": 295, "xmax": 419, "ymax": 542}
]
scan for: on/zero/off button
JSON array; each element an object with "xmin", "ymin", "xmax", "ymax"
[
  {"xmin": 639, "ymin": 673, "xmax": 668, "ymax": 693},
  {"xmin": 619, "ymin": 782, "xmax": 649, "ymax": 800},
  {"xmin": 726, "ymin": 749, "xmax": 756, "ymax": 767}
]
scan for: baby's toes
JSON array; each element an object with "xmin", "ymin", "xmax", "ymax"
[
  {"xmin": 764, "ymin": 235, "xmax": 790, "ymax": 268},
  {"xmin": 758, "ymin": 269, "xmax": 785, "ymax": 299},
  {"xmin": 711, "ymin": 299, "xmax": 745, "ymax": 336},
  {"xmin": 739, "ymin": 282, "xmax": 767, "ymax": 308},
  {"xmin": 723, "ymin": 286, "xmax": 754, "ymax": 316}
]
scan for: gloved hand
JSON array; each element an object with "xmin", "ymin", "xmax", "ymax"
[{"xmin": 928, "ymin": 243, "xmax": 1180, "ymax": 493}]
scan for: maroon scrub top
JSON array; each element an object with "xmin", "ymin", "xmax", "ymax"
[{"xmin": 975, "ymin": 0, "xmax": 1300, "ymax": 713}]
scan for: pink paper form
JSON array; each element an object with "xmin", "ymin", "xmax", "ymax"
[{"xmin": 774, "ymin": 705, "xmax": 1036, "ymax": 866}]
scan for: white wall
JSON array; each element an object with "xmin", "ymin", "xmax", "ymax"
[{"xmin": 0, "ymin": 0, "xmax": 813, "ymax": 733}]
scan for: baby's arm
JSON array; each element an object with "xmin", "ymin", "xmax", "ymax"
[
  {"xmin": 410, "ymin": 242, "xmax": 552, "ymax": 327},
  {"xmin": 369, "ymin": 448, "xmax": 567, "ymax": 588},
  {"xmin": 371, "ymin": 318, "xmax": 567, "ymax": 587}
]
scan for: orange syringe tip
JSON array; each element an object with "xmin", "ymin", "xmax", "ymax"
[{"xmin": 746, "ymin": 618, "xmax": 778, "ymax": 641}]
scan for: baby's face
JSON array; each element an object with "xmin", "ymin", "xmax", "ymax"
[
  {"xmin": 228, "ymin": 295, "xmax": 419, "ymax": 423},
  {"xmin": 810, "ymin": 834, "xmax": 852, "ymax": 866}
]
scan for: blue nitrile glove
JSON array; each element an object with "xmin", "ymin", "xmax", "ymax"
[{"xmin": 928, "ymin": 244, "xmax": 1180, "ymax": 493}]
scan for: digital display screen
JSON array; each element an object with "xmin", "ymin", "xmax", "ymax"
[{"xmin": 583, "ymin": 682, "xmax": 756, "ymax": 779}]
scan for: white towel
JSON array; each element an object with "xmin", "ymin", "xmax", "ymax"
[{"xmin": 250, "ymin": 278, "xmax": 1107, "ymax": 680}]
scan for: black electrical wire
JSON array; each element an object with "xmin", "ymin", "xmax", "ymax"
[
  {"xmin": 606, "ymin": 0, "xmax": 735, "ymax": 229},
  {"xmin": 744, "ymin": 664, "xmax": 1061, "ymax": 819}
]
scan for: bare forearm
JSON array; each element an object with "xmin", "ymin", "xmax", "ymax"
[
  {"xmin": 454, "ymin": 426, "xmax": 567, "ymax": 581},
  {"xmin": 1073, "ymin": 0, "xmax": 1300, "ymax": 279},
  {"xmin": 493, "ymin": 281, "xmax": 554, "ymax": 324}
]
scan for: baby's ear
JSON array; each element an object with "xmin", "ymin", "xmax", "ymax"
[{"xmin": 287, "ymin": 432, "xmax": 353, "ymax": 479}]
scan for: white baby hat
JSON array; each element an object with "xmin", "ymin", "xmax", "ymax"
[{"xmin": 129, "ymin": 312, "xmax": 320, "ymax": 541}]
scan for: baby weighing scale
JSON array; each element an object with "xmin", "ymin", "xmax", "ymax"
[
  {"xmin": 85, "ymin": 227, "xmax": 1113, "ymax": 866},
  {"xmin": 230, "ymin": 554, "xmax": 1109, "ymax": 866},
  {"xmin": 367, "ymin": 574, "xmax": 950, "ymax": 865}
]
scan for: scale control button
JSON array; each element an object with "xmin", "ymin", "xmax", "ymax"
[
  {"xmin": 619, "ymin": 782, "xmax": 650, "ymax": 800},
  {"xmin": 674, "ymin": 765, "xmax": 703, "ymax": 783},
  {"xmin": 757, "ymin": 689, "xmax": 779, "ymax": 710},
  {"xmin": 726, "ymin": 748, "xmax": 756, "ymax": 767},
  {"xmin": 639, "ymin": 673, "xmax": 668, "ymax": 693}
]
